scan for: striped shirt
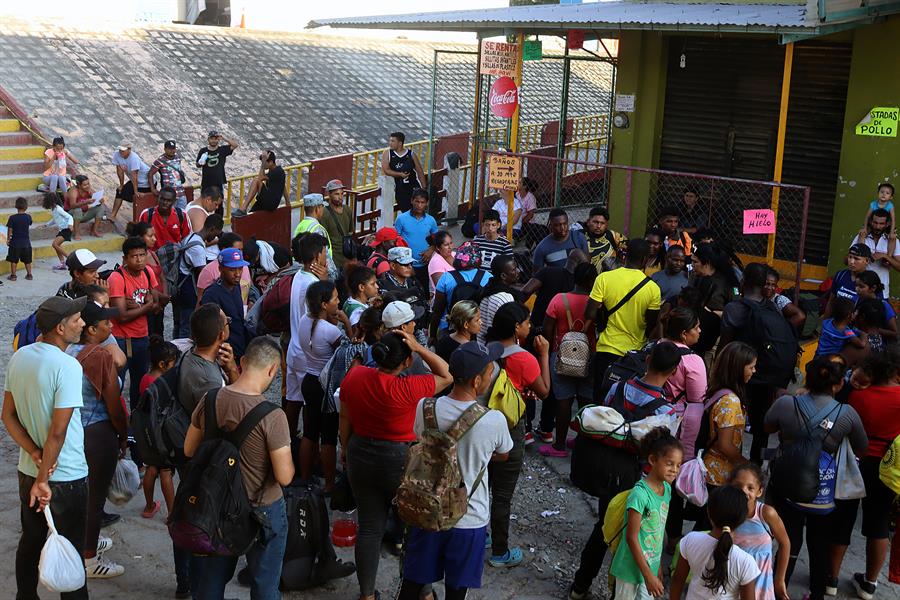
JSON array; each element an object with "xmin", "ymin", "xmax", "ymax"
[
  {"xmin": 473, "ymin": 235, "xmax": 513, "ymax": 269},
  {"xmin": 477, "ymin": 292, "xmax": 515, "ymax": 345}
]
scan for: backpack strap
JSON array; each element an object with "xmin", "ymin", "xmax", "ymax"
[
  {"xmin": 422, "ymin": 397, "xmax": 440, "ymax": 431},
  {"xmin": 450, "ymin": 270, "xmax": 465, "ymax": 288},
  {"xmin": 562, "ymin": 293, "xmax": 574, "ymax": 330},
  {"xmin": 204, "ymin": 387, "xmax": 222, "ymax": 439},
  {"xmin": 606, "ymin": 276, "xmax": 652, "ymax": 318},
  {"xmin": 228, "ymin": 400, "xmax": 280, "ymax": 448},
  {"xmin": 324, "ymin": 205, "xmax": 346, "ymax": 237},
  {"xmin": 147, "ymin": 207, "xmax": 155, "ymax": 223},
  {"xmin": 794, "ymin": 395, "xmax": 841, "ymax": 443},
  {"xmin": 446, "ymin": 401, "xmax": 490, "ymax": 443}
]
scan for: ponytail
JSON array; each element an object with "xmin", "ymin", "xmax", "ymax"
[{"xmin": 702, "ymin": 486, "xmax": 749, "ymax": 592}]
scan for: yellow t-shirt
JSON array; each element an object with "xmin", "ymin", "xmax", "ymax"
[{"xmin": 589, "ymin": 267, "xmax": 661, "ymax": 355}]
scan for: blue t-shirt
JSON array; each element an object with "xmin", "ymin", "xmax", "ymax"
[
  {"xmin": 202, "ymin": 282, "xmax": 249, "ymax": 359},
  {"xmin": 533, "ymin": 230, "xmax": 588, "ymax": 269},
  {"xmin": 830, "ymin": 269, "xmax": 858, "ymax": 303},
  {"xmin": 64, "ymin": 343, "xmax": 110, "ymax": 428},
  {"xmin": 394, "ymin": 211, "xmax": 438, "ymax": 268},
  {"xmin": 870, "ymin": 199, "xmax": 894, "ymax": 213},
  {"xmin": 434, "ymin": 268, "xmax": 494, "ymax": 329},
  {"xmin": 816, "ymin": 318, "xmax": 861, "ymax": 357},
  {"xmin": 5, "ymin": 342, "xmax": 87, "ymax": 481},
  {"xmin": 6, "ymin": 212, "xmax": 32, "ymax": 248}
]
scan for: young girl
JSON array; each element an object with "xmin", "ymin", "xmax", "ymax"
[
  {"xmin": 41, "ymin": 192, "xmax": 73, "ymax": 269},
  {"xmin": 671, "ymin": 486, "xmax": 761, "ymax": 600},
  {"xmin": 42, "ymin": 136, "xmax": 78, "ymax": 196},
  {"xmin": 138, "ymin": 335, "xmax": 179, "ymax": 518},
  {"xmin": 728, "ymin": 463, "xmax": 791, "ymax": 600},
  {"xmin": 854, "ymin": 270, "xmax": 899, "ymax": 338},
  {"xmin": 861, "ymin": 182, "xmax": 896, "ymax": 247},
  {"xmin": 610, "ymin": 428, "xmax": 684, "ymax": 600},
  {"xmin": 343, "ymin": 264, "xmax": 379, "ymax": 332}
]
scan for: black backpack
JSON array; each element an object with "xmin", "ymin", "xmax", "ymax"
[
  {"xmin": 131, "ymin": 355, "xmax": 191, "ymax": 467},
  {"xmin": 168, "ymin": 389, "xmax": 278, "ymax": 556},
  {"xmin": 449, "ymin": 269, "xmax": 488, "ymax": 306},
  {"xmin": 737, "ymin": 299, "xmax": 798, "ymax": 388},
  {"xmin": 598, "ymin": 341, "xmax": 693, "ymax": 402}
]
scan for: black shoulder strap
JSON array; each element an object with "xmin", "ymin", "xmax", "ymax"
[
  {"xmin": 204, "ymin": 387, "xmax": 221, "ymax": 439},
  {"xmin": 229, "ymin": 401, "xmax": 280, "ymax": 448},
  {"xmin": 451, "ymin": 270, "xmax": 465, "ymax": 286},
  {"xmin": 325, "ymin": 206, "xmax": 346, "ymax": 237},
  {"xmin": 147, "ymin": 207, "xmax": 155, "ymax": 222},
  {"xmin": 607, "ymin": 276, "xmax": 652, "ymax": 318},
  {"xmin": 474, "ymin": 269, "xmax": 487, "ymax": 287}
]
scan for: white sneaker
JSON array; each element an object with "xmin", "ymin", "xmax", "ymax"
[
  {"xmin": 85, "ymin": 556, "xmax": 125, "ymax": 578},
  {"xmin": 96, "ymin": 535, "xmax": 114, "ymax": 554}
]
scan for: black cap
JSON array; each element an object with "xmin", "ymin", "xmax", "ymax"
[
  {"xmin": 35, "ymin": 296, "xmax": 87, "ymax": 335},
  {"xmin": 448, "ymin": 341, "xmax": 504, "ymax": 381},
  {"xmin": 164, "ymin": 139, "xmax": 177, "ymax": 149},
  {"xmin": 81, "ymin": 301, "xmax": 120, "ymax": 328},
  {"xmin": 848, "ymin": 243, "xmax": 873, "ymax": 260}
]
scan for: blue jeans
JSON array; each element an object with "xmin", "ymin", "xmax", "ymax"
[
  {"xmin": 191, "ymin": 497, "xmax": 288, "ymax": 600},
  {"xmin": 116, "ymin": 336, "xmax": 149, "ymax": 466}
]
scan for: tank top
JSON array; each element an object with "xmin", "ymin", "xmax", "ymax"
[
  {"xmin": 732, "ymin": 501, "xmax": 774, "ymax": 600},
  {"xmin": 389, "ymin": 149, "xmax": 419, "ymax": 190}
]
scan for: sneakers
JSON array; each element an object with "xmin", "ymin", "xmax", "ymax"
[
  {"xmin": 484, "ymin": 532, "xmax": 492, "ymax": 549},
  {"xmin": 853, "ymin": 573, "xmax": 877, "ymax": 600},
  {"xmin": 96, "ymin": 535, "xmax": 114, "ymax": 554},
  {"xmin": 825, "ymin": 576, "xmax": 839, "ymax": 596},
  {"xmin": 569, "ymin": 584, "xmax": 590, "ymax": 600},
  {"xmin": 539, "ymin": 444, "xmax": 568, "ymax": 458},
  {"xmin": 52, "ymin": 262, "xmax": 67, "ymax": 271},
  {"xmin": 85, "ymin": 556, "xmax": 124, "ymax": 578},
  {"xmin": 488, "ymin": 546, "xmax": 524, "ymax": 568},
  {"xmin": 536, "ymin": 430, "xmax": 554, "ymax": 444},
  {"xmin": 523, "ymin": 432, "xmax": 535, "ymax": 446}
]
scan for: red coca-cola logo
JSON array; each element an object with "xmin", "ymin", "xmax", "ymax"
[{"xmin": 489, "ymin": 76, "xmax": 519, "ymax": 119}]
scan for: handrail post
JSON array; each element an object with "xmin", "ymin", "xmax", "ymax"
[{"xmin": 767, "ymin": 42, "xmax": 794, "ymax": 264}]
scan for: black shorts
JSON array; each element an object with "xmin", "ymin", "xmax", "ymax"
[
  {"xmin": 301, "ymin": 373, "xmax": 338, "ymax": 445},
  {"xmin": 250, "ymin": 190, "xmax": 281, "ymax": 212},
  {"xmin": 57, "ymin": 228, "xmax": 72, "ymax": 242},
  {"xmin": 830, "ymin": 457, "xmax": 896, "ymax": 544},
  {"xmin": 115, "ymin": 181, "xmax": 151, "ymax": 203},
  {"xmin": 6, "ymin": 245, "xmax": 32, "ymax": 264}
]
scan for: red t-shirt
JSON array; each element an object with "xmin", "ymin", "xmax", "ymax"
[
  {"xmin": 504, "ymin": 350, "xmax": 541, "ymax": 393},
  {"xmin": 139, "ymin": 373, "xmax": 156, "ymax": 395},
  {"xmin": 849, "ymin": 385, "xmax": 900, "ymax": 458},
  {"xmin": 545, "ymin": 292, "xmax": 595, "ymax": 351},
  {"xmin": 108, "ymin": 267, "xmax": 158, "ymax": 339},
  {"xmin": 140, "ymin": 207, "xmax": 190, "ymax": 251},
  {"xmin": 340, "ymin": 366, "xmax": 435, "ymax": 442}
]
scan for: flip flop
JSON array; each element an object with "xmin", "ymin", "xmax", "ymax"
[{"xmin": 141, "ymin": 500, "xmax": 161, "ymax": 519}]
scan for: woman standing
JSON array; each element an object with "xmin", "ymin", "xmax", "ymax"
[
  {"xmin": 478, "ymin": 254, "xmax": 522, "ymax": 345},
  {"xmin": 126, "ymin": 221, "xmax": 169, "ymax": 337},
  {"xmin": 340, "ymin": 330, "xmax": 452, "ymax": 600},
  {"xmin": 690, "ymin": 242, "xmax": 739, "ymax": 357},
  {"xmin": 765, "ymin": 356, "xmax": 868, "ymax": 600},
  {"xmin": 424, "ymin": 230, "xmax": 455, "ymax": 299}
]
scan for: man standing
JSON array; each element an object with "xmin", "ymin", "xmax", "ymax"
[
  {"xmin": 139, "ymin": 186, "xmax": 191, "ymax": 252},
  {"xmin": 379, "ymin": 246, "xmax": 429, "ymax": 340},
  {"xmin": 196, "ymin": 131, "xmax": 238, "ymax": 213},
  {"xmin": 366, "ymin": 227, "xmax": 405, "ymax": 277},
  {"xmin": 57, "ymin": 249, "xmax": 106, "ymax": 299},
  {"xmin": 657, "ymin": 205, "xmax": 693, "ymax": 255},
  {"xmin": 111, "ymin": 142, "xmax": 151, "ymax": 220},
  {"xmin": 200, "ymin": 248, "xmax": 252, "ymax": 361},
  {"xmin": 852, "ymin": 208, "xmax": 900, "ymax": 297},
  {"xmin": 320, "ymin": 179, "xmax": 354, "ymax": 272},
  {"xmin": 183, "ymin": 336, "xmax": 294, "ymax": 599},
  {"xmin": 678, "ymin": 188, "xmax": 707, "ymax": 235},
  {"xmin": 148, "ymin": 140, "xmax": 188, "ymax": 210},
  {"xmin": 395, "ymin": 189, "xmax": 438, "ymax": 292},
  {"xmin": 533, "ymin": 208, "xmax": 588, "ymax": 270},
  {"xmin": 381, "ymin": 131, "xmax": 426, "ymax": 214},
  {"xmin": 234, "ymin": 151, "xmax": 286, "ymax": 216},
  {"xmin": 176, "ymin": 214, "xmax": 224, "ymax": 338},
  {"xmin": 294, "ymin": 193, "xmax": 338, "ymax": 279},
  {"xmin": 3, "ymin": 295, "xmax": 90, "ymax": 600},
  {"xmin": 584, "ymin": 207, "xmax": 624, "ymax": 272}
]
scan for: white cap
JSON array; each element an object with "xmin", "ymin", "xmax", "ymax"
[{"xmin": 382, "ymin": 301, "xmax": 425, "ymax": 329}]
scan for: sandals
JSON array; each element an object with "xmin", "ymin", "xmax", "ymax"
[
  {"xmin": 141, "ymin": 500, "xmax": 161, "ymax": 519},
  {"xmin": 7, "ymin": 274, "xmax": 16, "ymax": 281}
]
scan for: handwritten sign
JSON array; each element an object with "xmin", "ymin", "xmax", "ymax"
[
  {"xmin": 743, "ymin": 209, "xmax": 776, "ymax": 235},
  {"xmin": 615, "ymin": 94, "xmax": 635, "ymax": 112},
  {"xmin": 480, "ymin": 40, "xmax": 519, "ymax": 78},
  {"xmin": 488, "ymin": 155, "xmax": 522, "ymax": 191},
  {"xmin": 855, "ymin": 106, "xmax": 899, "ymax": 137}
]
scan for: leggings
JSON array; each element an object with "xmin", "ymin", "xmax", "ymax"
[
  {"xmin": 773, "ymin": 493, "xmax": 830, "ymax": 600},
  {"xmin": 84, "ymin": 420, "xmax": 119, "ymax": 555},
  {"xmin": 488, "ymin": 419, "xmax": 525, "ymax": 556},
  {"xmin": 43, "ymin": 174, "xmax": 65, "ymax": 194}
]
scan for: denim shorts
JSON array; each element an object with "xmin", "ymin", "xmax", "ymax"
[
  {"xmin": 403, "ymin": 526, "xmax": 487, "ymax": 589},
  {"xmin": 550, "ymin": 352, "xmax": 594, "ymax": 401}
]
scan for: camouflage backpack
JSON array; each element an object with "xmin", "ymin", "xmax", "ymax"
[{"xmin": 395, "ymin": 398, "xmax": 490, "ymax": 532}]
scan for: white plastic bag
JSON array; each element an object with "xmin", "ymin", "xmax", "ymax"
[
  {"xmin": 39, "ymin": 507, "xmax": 86, "ymax": 592},
  {"xmin": 108, "ymin": 458, "xmax": 141, "ymax": 506},
  {"xmin": 675, "ymin": 450, "xmax": 710, "ymax": 507}
]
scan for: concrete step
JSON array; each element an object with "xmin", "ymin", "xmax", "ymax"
[
  {"xmin": 0, "ymin": 131, "xmax": 34, "ymax": 146},
  {"xmin": 0, "ymin": 106, "xmax": 13, "ymax": 118},
  {"xmin": 0, "ymin": 173, "xmax": 43, "ymax": 193},
  {"xmin": 0, "ymin": 191, "xmax": 47, "ymax": 209},
  {"xmin": 0, "ymin": 145, "xmax": 44, "ymax": 161},
  {"xmin": 0, "ymin": 232, "xmax": 124, "ymax": 275},
  {"xmin": 0, "ymin": 118, "xmax": 21, "ymax": 133},
  {"xmin": 0, "ymin": 206, "xmax": 52, "ymax": 224},
  {"xmin": 29, "ymin": 218, "xmax": 117, "ymax": 241},
  {"xmin": 0, "ymin": 159, "xmax": 43, "ymax": 175}
]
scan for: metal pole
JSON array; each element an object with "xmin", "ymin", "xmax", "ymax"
[
  {"xmin": 554, "ymin": 43, "xmax": 571, "ymax": 207},
  {"xmin": 428, "ymin": 49, "xmax": 438, "ymax": 200},
  {"xmin": 767, "ymin": 41, "xmax": 794, "ymax": 263},
  {"xmin": 623, "ymin": 169, "xmax": 633, "ymax": 237},
  {"xmin": 467, "ymin": 38, "xmax": 484, "ymax": 209},
  {"xmin": 794, "ymin": 186, "xmax": 811, "ymax": 303},
  {"xmin": 506, "ymin": 32, "xmax": 525, "ymax": 241}
]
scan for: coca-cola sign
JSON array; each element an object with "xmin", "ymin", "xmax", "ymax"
[{"xmin": 489, "ymin": 77, "xmax": 519, "ymax": 119}]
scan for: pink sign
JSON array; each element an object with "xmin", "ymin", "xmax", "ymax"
[{"xmin": 743, "ymin": 209, "xmax": 776, "ymax": 234}]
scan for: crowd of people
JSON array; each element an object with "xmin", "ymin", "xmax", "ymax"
[{"xmin": 4, "ymin": 130, "xmax": 900, "ymax": 600}]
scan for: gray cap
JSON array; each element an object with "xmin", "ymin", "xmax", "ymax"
[
  {"xmin": 36, "ymin": 296, "xmax": 87, "ymax": 335},
  {"xmin": 302, "ymin": 193, "xmax": 325, "ymax": 208},
  {"xmin": 387, "ymin": 246, "xmax": 414, "ymax": 265},
  {"xmin": 382, "ymin": 301, "xmax": 425, "ymax": 329}
]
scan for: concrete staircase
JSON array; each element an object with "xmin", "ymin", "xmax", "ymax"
[{"xmin": 0, "ymin": 104, "xmax": 121, "ymax": 275}]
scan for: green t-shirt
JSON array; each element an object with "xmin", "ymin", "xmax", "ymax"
[{"xmin": 610, "ymin": 479, "xmax": 671, "ymax": 584}]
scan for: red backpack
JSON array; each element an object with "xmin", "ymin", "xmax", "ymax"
[{"xmin": 246, "ymin": 266, "xmax": 299, "ymax": 336}]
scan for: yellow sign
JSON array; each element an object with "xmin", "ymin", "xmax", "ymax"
[
  {"xmin": 488, "ymin": 155, "xmax": 522, "ymax": 191},
  {"xmin": 479, "ymin": 40, "xmax": 519, "ymax": 78},
  {"xmin": 856, "ymin": 106, "xmax": 899, "ymax": 137}
]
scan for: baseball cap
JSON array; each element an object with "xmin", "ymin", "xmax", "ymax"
[
  {"xmin": 117, "ymin": 142, "xmax": 132, "ymax": 151},
  {"xmin": 218, "ymin": 247, "xmax": 250, "ymax": 268},
  {"xmin": 382, "ymin": 301, "xmax": 425, "ymax": 329},
  {"xmin": 449, "ymin": 341, "xmax": 503, "ymax": 381},
  {"xmin": 208, "ymin": 130, "xmax": 220, "ymax": 138},
  {"xmin": 453, "ymin": 241, "xmax": 482, "ymax": 270},
  {"xmin": 302, "ymin": 193, "xmax": 325, "ymax": 208},
  {"xmin": 164, "ymin": 139, "xmax": 177, "ymax": 149},
  {"xmin": 388, "ymin": 246, "xmax": 414, "ymax": 265},
  {"xmin": 325, "ymin": 179, "xmax": 344, "ymax": 192},
  {"xmin": 81, "ymin": 300, "xmax": 120, "ymax": 328},
  {"xmin": 849, "ymin": 243, "xmax": 873, "ymax": 260},
  {"xmin": 370, "ymin": 227, "xmax": 401, "ymax": 247},
  {"xmin": 35, "ymin": 296, "xmax": 87, "ymax": 335},
  {"xmin": 66, "ymin": 249, "xmax": 106, "ymax": 271}
]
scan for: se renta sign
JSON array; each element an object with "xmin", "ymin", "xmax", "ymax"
[
  {"xmin": 743, "ymin": 209, "xmax": 776, "ymax": 235},
  {"xmin": 489, "ymin": 77, "xmax": 519, "ymax": 119},
  {"xmin": 855, "ymin": 107, "xmax": 899, "ymax": 137}
]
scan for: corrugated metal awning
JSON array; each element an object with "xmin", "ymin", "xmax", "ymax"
[{"xmin": 307, "ymin": 2, "xmax": 818, "ymax": 35}]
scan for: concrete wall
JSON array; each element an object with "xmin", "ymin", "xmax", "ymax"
[{"xmin": 828, "ymin": 16, "xmax": 900, "ymax": 288}]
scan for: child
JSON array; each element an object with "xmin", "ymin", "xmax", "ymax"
[
  {"xmin": 474, "ymin": 209, "xmax": 513, "ymax": 269},
  {"xmin": 609, "ymin": 427, "xmax": 684, "ymax": 600},
  {"xmin": 41, "ymin": 192, "xmax": 73, "ymax": 270},
  {"xmin": 6, "ymin": 196, "xmax": 33, "ymax": 280},
  {"xmin": 728, "ymin": 463, "xmax": 791, "ymax": 600},
  {"xmin": 854, "ymin": 271, "xmax": 898, "ymax": 338},
  {"xmin": 42, "ymin": 135, "xmax": 78, "ymax": 196},
  {"xmin": 343, "ymin": 264, "xmax": 379, "ymax": 331},
  {"xmin": 138, "ymin": 335, "xmax": 179, "ymax": 518},
  {"xmin": 671, "ymin": 486, "xmax": 761, "ymax": 600},
  {"xmin": 862, "ymin": 182, "xmax": 896, "ymax": 240},
  {"xmin": 816, "ymin": 296, "xmax": 867, "ymax": 358}
]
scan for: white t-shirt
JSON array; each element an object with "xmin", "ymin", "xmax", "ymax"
[
  {"xmin": 179, "ymin": 233, "xmax": 208, "ymax": 275},
  {"xmin": 413, "ymin": 396, "xmax": 513, "ymax": 529},
  {"xmin": 680, "ymin": 532, "xmax": 760, "ymax": 600},
  {"xmin": 477, "ymin": 292, "xmax": 515, "ymax": 345},
  {"xmin": 854, "ymin": 232, "xmax": 899, "ymax": 298},
  {"xmin": 297, "ymin": 314, "xmax": 342, "ymax": 376},
  {"xmin": 287, "ymin": 270, "xmax": 319, "ymax": 367},
  {"xmin": 493, "ymin": 191, "xmax": 536, "ymax": 228},
  {"xmin": 111, "ymin": 150, "xmax": 150, "ymax": 188}
]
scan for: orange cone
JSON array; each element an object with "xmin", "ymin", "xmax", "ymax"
[{"xmin": 239, "ymin": 10, "xmax": 246, "ymax": 28}]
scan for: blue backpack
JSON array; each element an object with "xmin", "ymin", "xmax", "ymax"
[{"xmin": 13, "ymin": 312, "xmax": 39, "ymax": 350}]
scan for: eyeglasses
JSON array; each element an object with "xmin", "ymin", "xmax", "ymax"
[{"xmin": 224, "ymin": 317, "xmax": 232, "ymax": 325}]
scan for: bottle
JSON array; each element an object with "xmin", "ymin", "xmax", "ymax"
[{"xmin": 331, "ymin": 510, "xmax": 358, "ymax": 547}]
